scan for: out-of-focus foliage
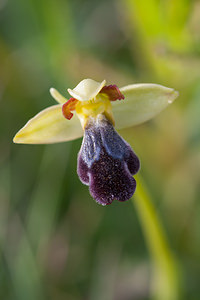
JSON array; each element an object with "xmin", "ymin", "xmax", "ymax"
[{"xmin": 0, "ymin": 0, "xmax": 200, "ymax": 299}]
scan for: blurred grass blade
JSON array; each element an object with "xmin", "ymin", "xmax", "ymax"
[
  {"xmin": 133, "ymin": 175, "xmax": 181, "ymax": 300},
  {"xmin": 26, "ymin": 144, "xmax": 71, "ymax": 248},
  {"xmin": 2, "ymin": 215, "xmax": 44, "ymax": 300}
]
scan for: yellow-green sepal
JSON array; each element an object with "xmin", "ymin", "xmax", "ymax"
[
  {"xmin": 113, "ymin": 83, "xmax": 179, "ymax": 130},
  {"xmin": 13, "ymin": 105, "xmax": 83, "ymax": 144}
]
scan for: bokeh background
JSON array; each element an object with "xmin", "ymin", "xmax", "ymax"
[{"xmin": 0, "ymin": 0, "xmax": 200, "ymax": 299}]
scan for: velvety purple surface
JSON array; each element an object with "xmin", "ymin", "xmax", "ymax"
[{"xmin": 77, "ymin": 116, "xmax": 140, "ymax": 205}]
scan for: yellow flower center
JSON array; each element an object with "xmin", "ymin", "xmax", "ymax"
[{"xmin": 75, "ymin": 94, "xmax": 115, "ymax": 128}]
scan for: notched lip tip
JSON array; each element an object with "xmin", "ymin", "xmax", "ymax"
[{"xmin": 95, "ymin": 199, "xmax": 112, "ymax": 206}]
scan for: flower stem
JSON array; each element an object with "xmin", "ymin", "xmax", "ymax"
[{"xmin": 133, "ymin": 174, "xmax": 181, "ymax": 300}]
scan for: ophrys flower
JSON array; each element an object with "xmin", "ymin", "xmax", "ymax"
[{"xmin": 13, "ymin": 79, "xmax": 178, "ymax": 205}]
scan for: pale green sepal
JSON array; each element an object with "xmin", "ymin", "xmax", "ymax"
[
  {"xmin": 68, "ymin": 79, "xmax": 106, "ymax": 101},
  {"xmin": 13, "ymin": 105, "xmax": 83, "ymax": 144},
  {"xmin": 112, "ymin": 84, "xmax": 179, "ymax": 130},
  {"xmin": 50, "ymin": 88, "xmax": 68, "ymax": 104}
]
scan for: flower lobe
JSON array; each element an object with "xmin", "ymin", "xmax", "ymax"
[{"xmin": 77, "ymin": 115, "xmax": 140, "ymax": 205}]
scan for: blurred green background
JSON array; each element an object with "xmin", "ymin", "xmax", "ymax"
[{"xmin": 0, "ymin": 0, "xmax": 200, "ymax": 299}]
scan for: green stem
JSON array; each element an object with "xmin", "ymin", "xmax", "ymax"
[{"xmin": 133, "ymin": 174, "xmax": 180, "ymax": 300}]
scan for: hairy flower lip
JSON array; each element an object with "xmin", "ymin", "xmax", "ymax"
[{"xmin": 77, "ymin": 114, "xmax": 140, "ymax": 205}]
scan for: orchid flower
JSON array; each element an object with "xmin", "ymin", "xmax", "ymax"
[{"xmin": 13, "ymin": 79, "xmax": 178, "ymax": 206}]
